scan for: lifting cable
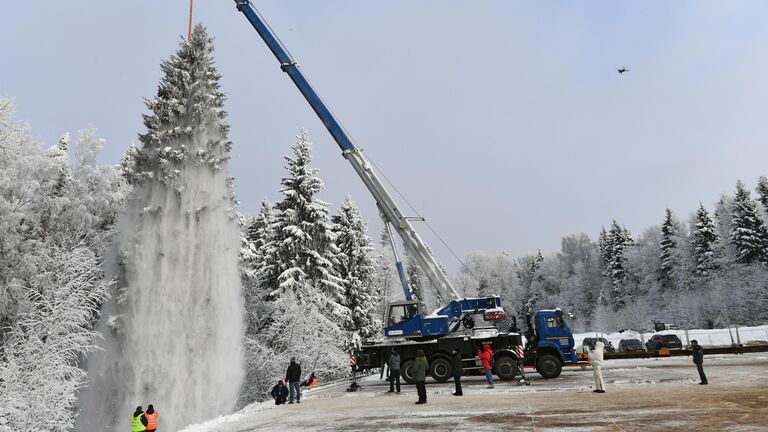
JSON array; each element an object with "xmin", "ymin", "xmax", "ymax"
[
  {"xmin": 187, "ymin": 0, "xmax": 194, "ymax": 43},
  {"xmin": 365, "ymin": 155, "xmax": 483, "ymax": 284}
]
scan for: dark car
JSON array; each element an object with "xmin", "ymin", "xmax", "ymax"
[
  {"xmin": 618, "ymin": 338, "xmax": 645, "ymax": 352},
  {"xmin": 582, "ymin": 337, "xmax": 615, "ymax": 353},
  {"xmin": 645, "ymin": 334, "xmax": 683, "ymax": 351}
]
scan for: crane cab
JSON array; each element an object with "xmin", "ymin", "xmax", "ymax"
[{"xmin": 384, "ymin": 300, "xmax": 449, "ymax": 338}]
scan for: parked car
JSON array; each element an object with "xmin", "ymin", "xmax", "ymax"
[
  {"xmin": 645, "ymin": 334, "xmax": 683, "ymax": 350},
  {"xmin": 581, "ymin": 337, "xmax": 616, "ymax": 353},
  {"xmin": 618, "ymin": 338, "xmax": 645, "ymax": 352}
]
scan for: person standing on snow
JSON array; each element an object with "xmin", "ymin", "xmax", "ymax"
[
  {"xmin": 451, "ymin": 348, "xmax": 464, "ymax": 396},
  {"xmin": 589, "ymin": 340, "xmax": 606, "ymax": 393},
  {"xmin": 691, "ymin": 340, "xmax": 708, "ymax": 385},
  {"xmin": 413, "ymin": 349, "xmax": 429, "ymax": 404},
  {"xmin": 271, "ymin": 380, "xmax": 289, "ymax": 405},
  {"xmin": 285, "ymin": 357, "xmax": 302, "ymax": 404},
  {"xmin": 387, "ymin": 348, "xmax": 401, "ymax": 393},
  {"xmin": 131, "ymin": 406, "xmax": 148, "ymax": 432},
  {"xmin": 477, "ymin": 344, "xmax": 495, "ymax": 389},
  {"xmin": 143, "ymin": 404, "xmax": 157, "ymax": 431}
]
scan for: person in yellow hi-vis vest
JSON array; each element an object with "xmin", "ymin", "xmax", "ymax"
[
  {"xmin": 131, "ymin": 406, "xmax": 148, "ymax": 431},
  {"xmin": 143, "ymin": 404, "xmax": 158, "ymax": 431}
]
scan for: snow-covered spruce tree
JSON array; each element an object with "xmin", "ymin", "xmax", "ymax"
[
  {"xmin": 331, "ymin": 195, "xmax": 379, "ymax": 349},
  {"xmin": 659, "ymin": 208, "xmax": 682, "ymax": 287},
  {"xmin": 729, "ymin": 180, "xmax": 768, "ymax": 264},
  {"xmin": 607, "ymin": 221, "xmax": 634, "ymax": 308},
  {"xmin": 270, "ymin": 130, "xmax": 347, "ymax": 316},
  {"xmin": 245, "ymin": 201, "xmax": 278, "ymax": 298},
  {"xmin": 690, "ymin": 203, "xmax": 719, "ymax": 276},
  {"xmin": 521, "ymin": 249, "xmax": 544, "ymax": 310},
  {"xmin": 756, "ymin": 176, "xmax": 768, "ymax": 211}
]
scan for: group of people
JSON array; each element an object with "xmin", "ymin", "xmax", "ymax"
[
  {"xmin": 386, "ymin": 343, "xmax": 528, "ymax": 405},
  {"xmin": 130, "ymin": 404, "xmax": 158, "ymax": 432},
  {"xmin": 386, "ymin": 337, "xmax": 707, "ymax": 403},
  {"xmin": 270, "ymin": 357, "xmax": 319, "ymax": 405},
  {"xmin": 588, "ymin": 339, "xmax": 708, "ymax": 393}
]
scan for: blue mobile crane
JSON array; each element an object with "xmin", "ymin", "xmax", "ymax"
[{"xmin": 233, "ymin": 1, "xmax": 581, "ymax": 381}]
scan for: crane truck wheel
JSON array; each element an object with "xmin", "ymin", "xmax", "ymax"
[
  {"xmin": 493, "ymin": 356, "xmax": 518, "ymax": 381},
  {"xmin": 400, "ymin": 360, "xmax": 416, "ymax": 384},
  {"xmin": 428, "ymin": 357, "xmax": 452, "ymax": 382},
  {"xmin": 535, "ymin": 354, "xmax": 562, "ymax": 379}
]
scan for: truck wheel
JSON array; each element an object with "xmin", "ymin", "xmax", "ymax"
[
  {"xmin": 401, "ymin": 360, "xmax": 416, "ymax": 384},
  {"xmin": 493, "ymin": 356, "xmax": 518, "ymax": 381},
  {"xmin": 429, "ymin": 357, "xmax": 452, "ymax": 382},
  {"xmin": 535, "ymin": 354, "xmax": 562, "ymax": 379}
]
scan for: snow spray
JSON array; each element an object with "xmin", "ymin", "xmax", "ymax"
[{"xmin": 77, "ymin": 133, "xmax": 244, "ymax": 430}]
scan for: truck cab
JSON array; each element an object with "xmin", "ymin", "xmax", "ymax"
[{"xmin": 527, "ymin": 309, "xmax": 579, "ymax": 378}]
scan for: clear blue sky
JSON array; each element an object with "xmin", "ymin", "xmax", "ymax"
[{"xmin": 3, "ymin": 1, "xmax": 768, "ymax": 270}]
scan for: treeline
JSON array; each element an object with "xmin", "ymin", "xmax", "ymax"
[
  {"xmin": 454, "ymin": 178, "xmax": 768, "ymax": 333},
  {"xmin": 0, "ymin": 98, "xmax": 127, "ymax": 430}
]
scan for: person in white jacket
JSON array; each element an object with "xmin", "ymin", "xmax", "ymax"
[{"xmin": 589, "ymin": 341, "xmax": 606, "ymax": 393}]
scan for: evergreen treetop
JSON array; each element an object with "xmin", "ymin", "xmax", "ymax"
[
  {"xmin": 131, "ymin": 24, "xmax": 231, "ymax": 187},
  {"xmin": 729, "ymin": 180, "xmax": 768, "ymax": 264},
  {"xmin": 659, "ymin": 208, "xmax": 680, "ymax": 280},
  {"xmin": 690, "ymin": 203, "xmax": 718, "ymax": 276}
]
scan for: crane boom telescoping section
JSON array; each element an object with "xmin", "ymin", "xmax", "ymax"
[{"xmin": 234, "ymin": 0, "xmax": 459, "ymax": 304}]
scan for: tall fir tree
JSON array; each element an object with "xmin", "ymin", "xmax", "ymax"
[
  {"xmin": 598, "ymin": 226, "xmax": 611, "ymax": 267},
  {"xmin": 659, "ymin": 208, "xmax": 681, "ymax": 285},
  {"xmin": 523, "ymin": 249, "xmax": 544, "ymax": 309},
  {"xmin": 250, "ymin": 200, "xmax": 280, "ymax": 295},
  {"xmin": 729, "ymin": 180, "xmax": 768, "ymax": 264},
  {"xmin": 690, "ymin": 203, "xmax": 719, "ymax": 276},
  {"xmin": 331, "ymin": 195, "xmax": 378, "ymax": 349},
  {"xmin": 607, "ymin": 221, "xmax": 634, "ymax": 307},
  {"xmin": 270, "ymin": 130, "xmax": 347, "ymax": 320}
]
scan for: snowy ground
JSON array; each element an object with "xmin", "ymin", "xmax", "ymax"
[{"xmin": 182, "ymin": 353, "xmax": 768, "ymax": 431}]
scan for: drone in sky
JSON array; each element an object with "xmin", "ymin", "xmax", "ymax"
[{"xmin": 617, "ymin": 67, "xmax": 629, "ymax": 75}]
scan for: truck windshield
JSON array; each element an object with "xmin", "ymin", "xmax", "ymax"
[{"xmin": 388, "ymin": 304, "xmax": 419, "ymax": 326}]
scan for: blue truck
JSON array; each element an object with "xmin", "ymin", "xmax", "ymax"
[
  {"xmin": 353, "ymin": 305, "xmax": 580, "ymax": 383},
  {"xmin": 233, "ymin": 1, "xmax": 582, "ymax": 382}
]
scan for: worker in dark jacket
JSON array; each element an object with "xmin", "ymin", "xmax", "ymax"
[
  {"xmin": 285, "ymin": 357, "xmax": 302, "ymax": 403},
  {"xmin": 131, "ymin": 406, "xmax": 148, "ymax": 432},
  {"xmin": 691, "ymin": 340, "xmax": 708, "ymax": 385},
  {"xmin": 271, "ymin": 380, "xmax": 289, "ymax": 405},
  {"xmin": 451, "ymin": 348, "xmax": 463, "ymax": 396},
  {"xmin": 413, "ymin": 349, "xmax": 429, "ymax": 404},
  {"xmin": 387, "ymin": 349, "xmax": 402, "ymax": 393}
]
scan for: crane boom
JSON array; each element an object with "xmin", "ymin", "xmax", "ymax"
[{"xmin": 234, "ymin": 0, "xmax": 459, "ymax": 304}]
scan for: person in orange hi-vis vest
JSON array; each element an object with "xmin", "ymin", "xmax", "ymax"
[{"xmin": 143, "ymin": 404, "xmax": 158, "ymax": 431}]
